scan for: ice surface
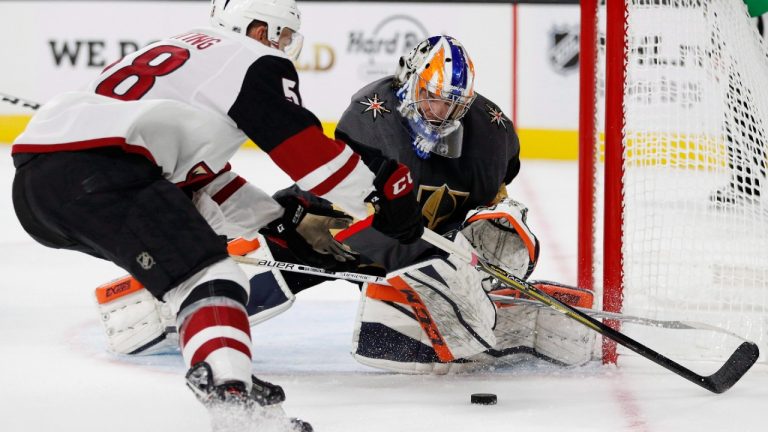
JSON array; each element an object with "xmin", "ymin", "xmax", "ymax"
[{"xmin": 1, "ymin": 147, "xmax": 766, "ymax": 432}]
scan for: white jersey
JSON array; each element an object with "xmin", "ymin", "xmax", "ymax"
[{"xmin": 13, "ymin": 27, "xmax": 374, "ymax": 219}]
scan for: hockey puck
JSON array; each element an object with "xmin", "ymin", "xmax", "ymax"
[{"xmin": 470, "ymin": 393, "xmax": 497, "ymax": 405}]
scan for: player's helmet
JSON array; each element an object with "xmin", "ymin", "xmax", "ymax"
[
  {"xmin": 394, "ymin": 35, "xmax": 476, "ymax": 159},
  {"xmin": 210, "ymin": 0, "xmax": 303, "ymax": 60}
]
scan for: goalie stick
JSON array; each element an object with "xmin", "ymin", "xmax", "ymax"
[{"xmin": 419, "ymin": 228, "xmax": 759, "ymax": 394}]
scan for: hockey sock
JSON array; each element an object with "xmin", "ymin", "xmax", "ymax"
[{"xmin": 178, "ymin": 296, "xmax": 253, "ymax": 390}]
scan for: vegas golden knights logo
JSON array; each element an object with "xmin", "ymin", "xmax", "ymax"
[{"xmin": 417, "ymin": 184, "xmax": 470, "ymax": 230}]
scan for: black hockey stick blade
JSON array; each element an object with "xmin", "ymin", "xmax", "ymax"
[
  {"xmin": 492, "ymin": 262, "xmax": 760, "ymax": 393},
  {"xmin": 701, "ymin": 341, "xmax": 760, "ymax": 394},
  {"xmin": 479, "ymin": 259, "xmax": 760, "ymax": 394}
]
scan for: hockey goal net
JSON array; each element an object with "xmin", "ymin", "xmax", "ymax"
[{"xmin": 579, "ymin": 0, "xmax": 768, "ymax": 364}]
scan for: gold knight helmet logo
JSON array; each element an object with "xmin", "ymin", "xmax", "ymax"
[{"xmin": 417, "ymin": 184, "xmax": 469, "ymax": 230}]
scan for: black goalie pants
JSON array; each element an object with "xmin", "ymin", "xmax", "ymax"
[{"xmin": 12, "ymin": 148, "xmax": 228, "ymax": 299}]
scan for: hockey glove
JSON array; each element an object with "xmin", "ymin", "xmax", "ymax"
[
  {"xmin": 461, "ymin": 197, "xmax": 540, "ymax": 289},
  {"xmin": 368, "ymin": 159, "xmax": 424, "ymax": 244},
  {"xmin": 263, "ymin": 189, "xmax": 358, "ymax": 269}
]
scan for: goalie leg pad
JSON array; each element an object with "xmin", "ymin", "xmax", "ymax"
[
  {"xmin": 480, "ymin": 282, "xmax": 597, "ymax": 366},
  {"xmin": 351, "ymin": 283, "xmax": 482, "ymax": 374},
  {"xmin": 352, "ymin": 234, "xmax": 496, "ymax": 373},
  {"xmin": 230, "ymin": 237, "xmax": 295, "ymax": 326},
  {"xmin": 93, "ymin": 237, "xmax": 293, "ymax": 356},
  {"xmin": 533, "ymin": 308, "xmax": 596, "ymax": 366},
  {"xmin": 95, "ymin": 276, "xmax": 177, "ymax": 355},
  {"xmin": 386, "ymin": 256, "xmax": 496, "ymax": 362}
]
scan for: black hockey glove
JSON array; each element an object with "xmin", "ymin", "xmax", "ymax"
[
  {"xmin": 368, "ymin": 159, "xmax": 425, "ymax": 244},
  {"xmin": 262, "ymin": 188, "xmax": 359, "ymax": 270}
]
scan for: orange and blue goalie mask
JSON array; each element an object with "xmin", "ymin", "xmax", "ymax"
[{"xmin": 396, "ymin": 35, "xmax": 476, "ymax": 159}]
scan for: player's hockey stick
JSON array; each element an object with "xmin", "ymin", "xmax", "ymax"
[
  {"xmin": 232, "ymin": 255, "xmax": 750, "ymax": 341},
  {"xmin": 230, "ymin": 254, "xmax": 390, "ymax": 285},
  {"xmin": 0, "ymin": 92, "xmax": 40, "ymax": 110},
  {"xmin": 419, "ymin": 228, "xmax": 759, "ymax": 394}
]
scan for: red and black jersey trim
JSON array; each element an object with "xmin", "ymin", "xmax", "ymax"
[{"xmin": 12, "ymin": 137, "xmax": 156, "ymax": 163}]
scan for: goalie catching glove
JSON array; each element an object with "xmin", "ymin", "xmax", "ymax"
[{"xmin": 461, "ymin": 198, "xmax": 540, "ymax": 289}]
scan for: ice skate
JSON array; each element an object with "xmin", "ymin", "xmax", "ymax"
[{"xmin": 186, "ymin": 362, "xmax": 313, "ymax": 432}]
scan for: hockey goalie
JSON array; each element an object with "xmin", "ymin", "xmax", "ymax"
[{"xmin": 96, "ymin": 197, "xmax": 596, "ymax": 373}]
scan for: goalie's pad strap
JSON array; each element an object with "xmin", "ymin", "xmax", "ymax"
[
  {"xmin": 466, "ymin": 211, "xmax": 538, "ymax": 264},
  {"xmin": 386, "ymin": 275, "xmax": 455, "ymax": 362}
]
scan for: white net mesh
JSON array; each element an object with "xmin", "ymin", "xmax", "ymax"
[{"xmin": 594, "ymin": 0, "xmax": 768, "ymax": 361}]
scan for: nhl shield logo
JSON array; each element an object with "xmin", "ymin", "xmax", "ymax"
[
  {"xmin": 136, "ymin": 252, "xmax": 155, "ymax": 270},
  {"xmin": 549, "ymin": 25, "xmax": 579, "ymax": 75}
]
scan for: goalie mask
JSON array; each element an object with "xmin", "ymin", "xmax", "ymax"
[
  {"xmin": 210, "ymin": 0, "xmax": 304, "ymax": 60},
  {"xmin": 394, "ymin": 35, "xmax": 476, "ymax": 159}
]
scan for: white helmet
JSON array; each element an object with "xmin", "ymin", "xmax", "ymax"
[{"xmin": 210, "ymin": 0, "xmax": 303, "ymax": 59}]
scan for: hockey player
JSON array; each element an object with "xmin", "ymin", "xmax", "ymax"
[
  {"xmin": 331, "ymin": 35, "xmax": 595, "ymax": 373},
  {"xmin": 10, "ymin": 0, "xmax": 423, "ymax": 429},
  {"xmin": 92, "ymin": 36, "xmax": 594, "ymax": 375}
]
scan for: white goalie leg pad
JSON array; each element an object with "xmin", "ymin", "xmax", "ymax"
[
  {"xmin": 351, "ymin": 283, "xmax": 480, "ymax": 374},
  {"xmin": 94, "ymin": 237, "xmax": 292, "ymax": 356},
  {"xmin": 533, "ymin": 308, "xmax": 596, "ymax": 366},
  {"xmin": 95, "ymin": 277, "xmax": 177, "ymax": 355},
  {"xmin": 472, "ymin": 303, "xmax": 596, "ymax": 367},
  {"xmin": 383, "ymin": 235, "xmax": 496, "ymax": 362},
  {"xmin": 461, "ymin": 198, "xmax": 540, "ymax": 287}
]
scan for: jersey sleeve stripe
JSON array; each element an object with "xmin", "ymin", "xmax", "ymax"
[
  {"xmin": 12, "ymin": 137, "xmax": 156, "ymax": 163},
  {"xmin": 293, "ymin": 145, "xmax": 354, "ymax": 191},
  {"xmin": 211, "ymin": 175, "xmax": 247, "ymax": 205},
  {"xmin": 309, "ymin": 153, "xmax": 361, "ymax": 196},
  {"xmin": 267, "ymin": 126, "xmax": 345, "ymax": 180}
]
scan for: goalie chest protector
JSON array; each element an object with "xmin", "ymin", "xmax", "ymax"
[{"xmin": 336, "ymin": 77, "xmax": 521, "ymax": 232}]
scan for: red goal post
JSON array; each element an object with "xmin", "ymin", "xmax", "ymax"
[{"xmin": 579, "ymin": 0, "xmax": 768, "ymax": 364}]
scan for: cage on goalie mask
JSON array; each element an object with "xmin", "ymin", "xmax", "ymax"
[
  {"xmin": 395, "ymin": 35, "xmax": 476, "ymax": 159},
  {"xmin": 210, "ymin": 0, "xmax": 304, "ymax": 60}
]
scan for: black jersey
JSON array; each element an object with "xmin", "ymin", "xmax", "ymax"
[{"xmin": 335, "ymin": 76, "xmax": 521, "ymax": 270}]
